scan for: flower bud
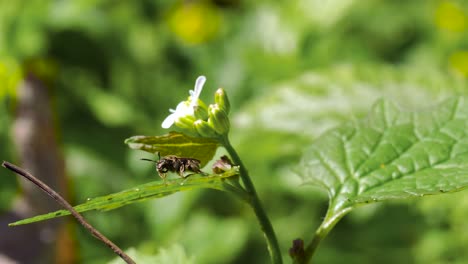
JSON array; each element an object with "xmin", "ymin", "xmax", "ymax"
[
  {"xmin": 194, "ymin": 119, "xmax": 218, "ymax": 138},
  {"xmin": 208, "ymin": 104, "xmax": 230, "ymax": 135},
  {"xmin": 214, "ymin": 88, "xmax": 230, "ymax": 114},
  {"xmin": 193, "ymin": 99, "xmax": 209, "ymax": 120},
  {"xmin": 174, "ymin": 115, "xmax": 197, "ymax": 136}
]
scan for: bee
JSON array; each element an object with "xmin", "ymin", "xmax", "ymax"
[{"xmin": 141, "ymin": 153, "xmax": 205, "ymax": 182}]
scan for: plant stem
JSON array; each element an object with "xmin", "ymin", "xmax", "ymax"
[
  {"xmin": 298, "ymin": 205, "xmax": 352, "ymax": 264},
  {"xmin": 220, "ymin": 135, "xmax": 283, "ymax": 264}
]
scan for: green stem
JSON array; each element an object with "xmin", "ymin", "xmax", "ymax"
[
  {"xmin": 298, "ymin": 205, "xmax": 352, "ymax": 264},
  {"xmin": 221, "ymin": 135, "xmax": 283, "ymax": 264}
]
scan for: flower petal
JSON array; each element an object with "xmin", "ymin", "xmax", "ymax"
[
  {"xmin": 175, "ymin": 101, "xmax": 194, "ymax": 115},
  {"xmin": 161, "ymin": 76, "xmax": 207, "ymax": 130},
  {"xmin": 162, "ymin": 113, "xmax": 177, "ymax": 128},
  {"xmin": 192, "ymin": 76, "xmax": 206, "ymax": 100}
]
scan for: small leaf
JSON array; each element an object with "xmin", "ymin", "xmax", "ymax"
[
  {"xmin": 298, "ymin": 97, "xmax": 468, "ymax": 216},
  {"xmin": 9, "ymin": 168, "xmax": 239, "ymax": 226},
  {"xmin": 125, "ymin": 132, "xmax": 219, "ymax": 166}
]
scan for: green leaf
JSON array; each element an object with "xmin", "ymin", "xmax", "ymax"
[
  {"xmin": 125, "ymin": 132, "xmax": 219, "ymax": 166},
  {"xmin": 299, "ymin": 96, "xmax": 468, "ymax": 217},
  {"xmin": 9, "ymin": 168, "xmax": 240, "ymax": 226},
  {"xmin": 237, "ymin": 65, "xmax": 467, "ymax": 139}
]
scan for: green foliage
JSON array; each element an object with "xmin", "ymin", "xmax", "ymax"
[
  {"xmin": 300, "ymin": 97, "xmax": 468, "ymax": 201},
  {"xmin": 9, "ymin": 168, "xmax": 239, "ymax": 226},
  {"xmin": 298, "ymin": 97, "xmax": 468, "ymax": 222},
  {"xmin": 108, "ymin": 245, "xmax": 194, "ymax": 264},
  {"xmin": 177, "ymin": 212, "xmax": 249, "ymax": 264},
  {"xmin": 0, "ymin": 96, "xmax": 16, "ymax": 212},
  {"xmin": 414, "ymin": 191, "xmax": 468, "ymax": 263},
  {"xmin": 2, "ymin": 0, "xmax": 468, "ymax": 263},
  {"xmin": 235, "ymin": 64, "xmax": 467, "ymax": 139},
  {"xmin": 125, "ymin": 132, "xmax": 219, "ymax": 166}
]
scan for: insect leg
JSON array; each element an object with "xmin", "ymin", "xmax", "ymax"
[
  {"xmin": 158, "ymin": 172, "xmax": 167, "ymax": 184},
  {"xmin": 178, "ymin": 164, "xmax": 185, "ymax": 178}
]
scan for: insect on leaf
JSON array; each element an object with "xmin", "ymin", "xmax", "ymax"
[
  {"xmin": 125, "ymin": 132, "xmax": 219, "ymax": 166},
  {"xmin": 298, "ymin": 97, "xmax": 468, "ymax": 217},
  {"xmin": 9, "ymin": 168, "xmax": 239, "ymax": 226}
]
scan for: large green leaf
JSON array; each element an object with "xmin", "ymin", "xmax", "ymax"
[
  {"xmin": 125, "ymin": 132, "xmax": 219, "ymax": 166},
  {"xmin": 9, "ymin": 168, "xmax": 240, "ymax": 226},
  {"xmin": 298, "ymin": 97, "xmax": 468, "ymax": 217},
  {"xmin": 236, "ymin": 65, "xmax": 467, "ymax": 139}
]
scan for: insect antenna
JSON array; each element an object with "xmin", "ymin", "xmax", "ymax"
[{"xmin": 141, "ymin": 158, "xmax": 158, "ymax": 163}]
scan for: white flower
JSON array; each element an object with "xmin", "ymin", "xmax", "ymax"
[{"xmin": 162, "ymin": 76, "xmax": 206, "ymax": 129}]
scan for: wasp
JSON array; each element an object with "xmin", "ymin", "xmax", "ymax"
[{"xmin": 141, "ymin": 153, "xmax": 205, "ymax": 182}]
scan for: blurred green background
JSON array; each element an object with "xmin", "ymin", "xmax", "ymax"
[{"xmin": 1, "ymin": 0, "xmax": 468, "ymax": 263}]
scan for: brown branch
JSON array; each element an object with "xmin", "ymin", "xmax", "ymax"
[{"xmin": 2, "ymin": 161, "xmax": 136, "ymax": 264}]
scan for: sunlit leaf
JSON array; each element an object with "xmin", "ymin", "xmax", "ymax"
[
  {"xmin": 125, "ymin": 132, "xmax": 219, "ymax": 166},
  {"xmin": 236, "ymin": 65, "xmax": 467, "ymax": 138},
  {"xmin": 9, "ymin": 168, "xmax": 239, "ymax": 226},
  {"xmin": 298, "ymin": 97, "xmax": 468, "ymax": 217}
]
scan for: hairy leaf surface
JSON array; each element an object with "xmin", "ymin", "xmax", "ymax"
[{"xmin": 299, "ymin": 97, "xmax": 468, "ymax": 216}]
